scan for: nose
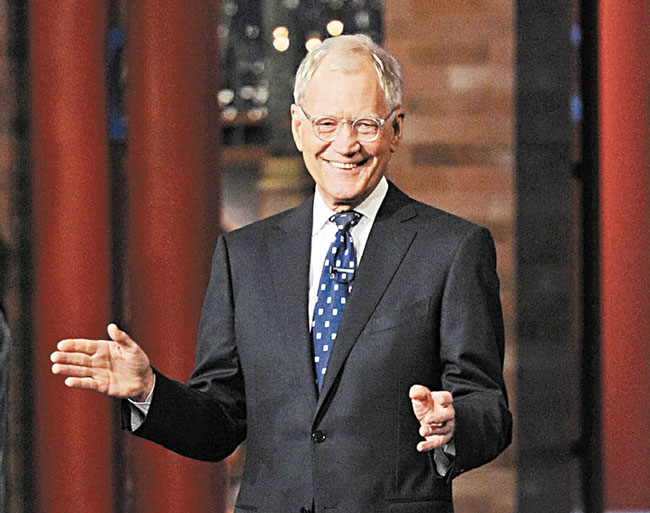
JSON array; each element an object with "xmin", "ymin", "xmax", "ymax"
[{"xmin": 330, "ymin": 122, "xmax": 360, "ymax": 154}]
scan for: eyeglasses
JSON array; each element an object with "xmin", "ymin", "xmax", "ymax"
[{"xmin": 297, "ymin": 105, "xmax": 396, "ymax": 143}]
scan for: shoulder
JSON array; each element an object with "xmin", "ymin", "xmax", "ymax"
[
  {"xmin": 385, "ymin": 185, "xmax": 499, "ymax": 286},
  {"xmin": 385, "ymin": 181, "xmax": 490, "ymax": 242}
]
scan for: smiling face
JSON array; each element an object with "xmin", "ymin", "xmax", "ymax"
[{"xmin": 291, "ymin": 55, "xmax": 404, "ymax": 211}]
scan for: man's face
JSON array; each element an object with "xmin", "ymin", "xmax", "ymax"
[{"xmin": 291, "ymin": 55, "xmax": 404, "ymax": 211}]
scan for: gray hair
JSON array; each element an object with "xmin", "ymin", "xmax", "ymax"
[{"xmin": 293, "ymin": 34, "xmax": 404, "ymax": 111}]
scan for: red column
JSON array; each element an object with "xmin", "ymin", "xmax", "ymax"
[
  {"xmin": 599, "ymin": 1, "xmax": 650, "ymax": 510},
  {"xmin": 125, "ymin": 2, "xmax": 227, "ymax": 513},
  {"xmin": 29, "ymin": 2, "xmax": 115, "ymax": 512}
]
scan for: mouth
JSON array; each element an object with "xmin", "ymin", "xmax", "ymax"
[{"xmin": 324, "ymin": 158, "xmax": 370, "ymax": 170}]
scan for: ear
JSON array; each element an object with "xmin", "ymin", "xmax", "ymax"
[
  {"xmin": 390, "ymin": 108, "xmax": 405, "ymax": 153},
  {"xmin": 290, "ymin": 104, "xmax": 304, "ymax": 152}
]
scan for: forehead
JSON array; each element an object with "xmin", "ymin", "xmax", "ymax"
[{"xmin": 303, "ymin": 55, "xmax": 387, "ymax": 115}]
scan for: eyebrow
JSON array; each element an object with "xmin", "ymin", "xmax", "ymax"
[{"xmin": 307, "ymin": 110, "xmax": 385, "ymax": 119}]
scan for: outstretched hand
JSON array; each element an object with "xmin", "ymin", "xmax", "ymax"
[
  {"xmin": 51, "ymin": 323, "xmax": 154, "ymax": 401},
  {"xmin": 409, "ymin": 384, "xmax": 455, "ymax": 452}
]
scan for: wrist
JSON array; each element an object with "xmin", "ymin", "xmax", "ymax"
[{"xmin": 131, "ymin": 368, "xmax": 155, "ymax": 402}]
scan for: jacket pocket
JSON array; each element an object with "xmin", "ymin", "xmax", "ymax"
[{"xmin": 366, "ymin": 295, "xmax": 432, "ymax": 334}]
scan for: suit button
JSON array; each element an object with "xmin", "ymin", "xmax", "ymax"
[
  {"xmin": 300, "ymin": 508, "xmax": 312, "ymax": 513},
  {"xmin": 311, "ymin": 430, "xmax": 326, "ymax": 443}
]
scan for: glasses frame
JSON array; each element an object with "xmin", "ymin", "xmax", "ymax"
[{"xmin": 297, "ymin": 104, "xmax": 396, "ymax": 143}]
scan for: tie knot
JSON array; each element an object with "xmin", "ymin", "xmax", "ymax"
[{"xmin": 330, "ymin": 211, "xmax": 361, "ymax": 231}]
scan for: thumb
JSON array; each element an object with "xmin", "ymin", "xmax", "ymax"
[
  {"xmin": 409, "ymin": 384, "xmax": 433, "ymax": 404},
  {"xmin": 107, "ymin": 323, "xmax": 132, "ymax": 345},
  {"xmin": 410, "ymin": 385, "xmax": 435, "ymax": 423}
]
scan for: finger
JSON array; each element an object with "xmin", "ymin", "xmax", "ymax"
[
  {"xmin": 417, "ymin": 435, "xmax": 452, "ymax": 452},
  {"xmin": 430, "ymin": 391, "xmax": 453, "ymax": 408},
  {"xmin": 422, "ymin": 391, "xmax": 455, "ymax": 425},
  {"xmin": 50, "ymin": 351, "xmax": 94, "ymax": 367},
  {"xmin": 419, "ymin": 423, "xmax": 447, "ymax": 437},
  {"xmin": 56, "ymin": 339, "xmax": 102, "ymax": 355},
  {"xmin": 423, "ymin": 407, "xmax": 455, "ymax": 426},
  {"xmin": 52, "ymin": 363, "xmax": 95, "ymax": 378},
  {"xmin": 419, "ymin": 423, "xmax": 453, "ymax": 438},
  {"xmin": 63, "ymin": 376, "xmax": 101, "ymax": 391}
]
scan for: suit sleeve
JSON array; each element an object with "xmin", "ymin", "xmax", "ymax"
[
  {"xmin": 439, "ymin": 226, "xmax": 512, "ymax": 478},
  {"xmin": 123, "ymin": 234, "xmax": 247, "ymax": 462}
]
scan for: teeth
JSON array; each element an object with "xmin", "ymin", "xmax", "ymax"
[{"xmin": 329, "ymin": 161, "xmax": 359, "ymax": 169}]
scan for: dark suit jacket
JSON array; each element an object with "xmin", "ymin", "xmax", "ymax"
[{"xmin": 131, "ymin": 183, "xmax": 512, "ymax": 513}]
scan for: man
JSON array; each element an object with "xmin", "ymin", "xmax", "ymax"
[{"xmin": 51, "ymin": 35, "xmax": 511, "ymax": 513}]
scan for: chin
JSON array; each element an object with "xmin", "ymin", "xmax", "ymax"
[{"xmin": 331, "ymin": 189, "xmax": 370, "ymax": 208}]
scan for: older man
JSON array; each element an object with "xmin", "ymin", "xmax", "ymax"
[{"xmin": 52, "ymin": 35, "xmax": 511, "ymax": 513}]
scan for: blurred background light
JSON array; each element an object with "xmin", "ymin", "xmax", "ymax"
[
  {"xmin": 273, "ymin": 36, "xmax": 290, "ymax": 52},
  {"xmin": 218, "ymin": 89, "xmax": 235, "ymax": 107},
  {"xmin": 222, "ymin": 106, "xmax": 238, "ymax": 121},
  {"xmin": 326, "ymin": 20, "xmax": 344, "ymax": 36},
  {"xmin": 273, "ymin": 25, "xmax": 289, "ymax": 39},
  {"xmin": 305, "ymin": 36, "xmax": 322, "ymax": 52}
]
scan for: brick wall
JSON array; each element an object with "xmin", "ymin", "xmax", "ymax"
[{"xmin": 384, "ymin": 1, "xmax": 516, "ymax": 512}]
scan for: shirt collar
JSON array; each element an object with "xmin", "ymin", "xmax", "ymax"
[{"xmin": 312, "ymin": 176, "xmax": 389, "ymax": 237}]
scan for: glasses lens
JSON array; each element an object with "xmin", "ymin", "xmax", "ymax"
[
  {"xmin": 314, "ymin": 117, "xmax": 339, "ymax": 140},
  {"xmin": 310, "ymin": 115, "xmax": 382, "ymax": 142},
  {"xmin": 353, "ymin": 119, "xmax": 381, "ymax": 141}
]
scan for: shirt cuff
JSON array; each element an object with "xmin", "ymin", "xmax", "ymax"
[
  {"xmin": 432, "ymin": 438, "xmax": 456, "ymax": 477},
  {"xmin": 126, "ymin": 375, "xmax": 156, "ymax": 431}
]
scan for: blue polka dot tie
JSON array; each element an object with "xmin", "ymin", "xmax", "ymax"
[{"xmin": 312, "ymin": 211, "xmax": 361, "ymax": 390}]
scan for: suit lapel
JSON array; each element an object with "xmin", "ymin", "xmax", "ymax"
[
  {"xmin": 314, "ymin": 185, "xmax": 418, "ymax": 420},
  {"xmin": 268, "ymin": 196, "xmax": 318, "ymax": 403}
]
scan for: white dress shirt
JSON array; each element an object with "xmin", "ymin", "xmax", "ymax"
[{"xmin": 308, "ymin": 177, "xmax": 388, "ymax": 324}]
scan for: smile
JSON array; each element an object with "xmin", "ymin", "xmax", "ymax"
[{"xmin": 325, "ymin": 158, "xmax": 368, "ymax": 169}]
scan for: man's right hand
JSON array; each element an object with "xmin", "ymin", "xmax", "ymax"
[{"xmin": 51, "ymin": 323, "xmax": 154, "ymax": 401}]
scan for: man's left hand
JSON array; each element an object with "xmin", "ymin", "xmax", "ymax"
[{"xmin": 409, "ymin": 384, "xmax": 455, "ymax": 452}]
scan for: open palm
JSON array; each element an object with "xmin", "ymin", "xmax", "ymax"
[{"xmin": 51, "ymin": 323, "xmax": 154, "ymax": 400}]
